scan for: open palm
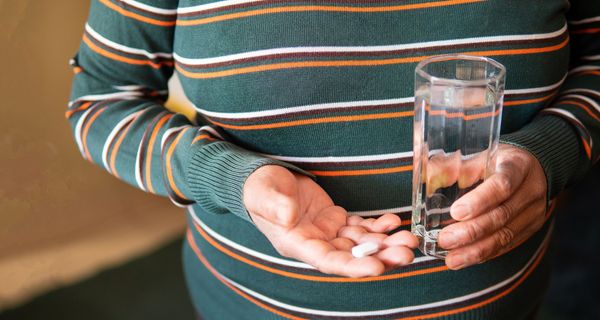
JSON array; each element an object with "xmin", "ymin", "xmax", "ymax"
[{"xmin": 244, "ymin": 165, "xmax": 418, "ymax": 277}]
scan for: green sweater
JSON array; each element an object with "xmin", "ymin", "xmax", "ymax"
[{"xmin": 68, "ymin": 0, "xmax": 600, "ymax": 318}]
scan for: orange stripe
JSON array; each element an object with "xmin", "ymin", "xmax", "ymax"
[
  {"xmin": 208, "ymin": 111, "xmax": 414, "ymax": 130},
  {"xmin": 73, "ymin": 66, "xmax": 83, "ymax": 74},
  {"xmin": 177, "ymin": 0, "xmax": 484, "ymax": 26},
  {"xmin": 399, "ymin": 243, "xmax": 548, "ymax": 320},
  {"xmin": 176, "ymin": 37, "xmax": 569, "ymax": 79},
  {"xmin": 192, "ymin": 134, "xmax": 215, "ymax": 144},
  {"xmin": 83, "ymin": 34, "xmax": 173, "ymax": 69},
  {"xmin": 576, "ymin": 70, "xmax": 600, "ymax": 77},
  {"xmin": 426, "ymin": 106, "xmax": 501, "ymax": 121},
  {"xmin": 571, "ymin": 27, "xmax": 600, "ymax": 34},
  {"xmin": 166, "ymin": 128, "xmax": 192, "ymax": 200},
  {"xmin": 82, "ymin": 108, "xmax": 107, "ymax": 161},
  {"xmin": 109, "ymin": 116, "xmax": 139, "ymax": 178},
  {"xmin": 558, "ymin": 100, "xmax": 600, "ymax": 122},
  {"xmin": 65, "ymin": 101, "xmax": 92, "ymax": 119},
  {"xmin": 99, "ymin": 0, "xmax": 176, "ymax": 26},
  {"xmin": 145, "ymin": 114, "xmax": 173, "ymax": 194},
  {"xmin": 310, "ymin": 165, "xmax": 412, "ymax": 177},
  {"xmin": 504, "ymin": 92, "xmax": 556, "ymax": 106},
  {"xmin": 206, "ymin": 91, "xmax": 553, "ymax": 131},
  {"xmin": 581, "ymin": 137, "xmax": 592, "ymax": 159},
  {"xmin": 192, "ymin": 219, "xmax": 448, "ymax": 283},
  {"xmin": 186, "ymin": 230, "xmax": 305, "ymax": 320}
]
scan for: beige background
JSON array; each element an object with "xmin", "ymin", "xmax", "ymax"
[{"xmin": 0, "ymin": 0, "xmax": 194, "ymax": 309}]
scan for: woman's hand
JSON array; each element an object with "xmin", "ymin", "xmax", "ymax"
[
  {"xmin": 243, "ymin": 165, "xmax": 418, "ymax": 277},
  {"xmin": 438, "ymin": 144, "xmax": 548, "ymax": 270}
]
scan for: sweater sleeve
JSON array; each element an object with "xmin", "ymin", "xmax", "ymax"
[
  {"xmin": 67, "ymin": 0, "xmax": 310, "ymax": 222},
  {"xmin": 499, "ymin": 1, "xmax": 600, "ymax": 200}
]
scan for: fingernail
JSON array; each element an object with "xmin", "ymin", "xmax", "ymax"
[
  {"xmin": 448, "ymin": 254, "xmax": 468, "ymax": 270},
  {"xmin": 451, "ymin": 204, "xmax": 469, "ymax": 220},
  {"xmin": 440, "ymin": 231, "xmax": 458, "ymax": 249}
]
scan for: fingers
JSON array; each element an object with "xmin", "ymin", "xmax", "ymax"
[
  {"xmin": 426, "ymin": 151, "xmax": 460, "ymax": 195},
  {"xmin": 438, "ymin": 182, "xmax": 532, "ymax": 249},
  {"xmin": 444, "ymin": 201, "xmax": 545, "ymax": 270},
  {"xmin": 338, "ymin": 226, "xmax": 388, "ymax": 245},
  {"xmin": 347, "ymin": 214, "xmax": 402, "ymax": 233},
  {"xmin": 383, "ymin": 230, "xmax": 420, "ymax": 249},
  {"xmin": 376, "ymin": 246, "xmax": 415, "ymax": 269},
  {"xmin": 450, "ymin": 158, "xmax": 527, "ymax": 221},
  {"xmin": 295, "ymin": 238, "xmax": 386, "ymax": 278},
  {"xmin": 337, "ymin": 225, "xmax": 418, "ymax": 270}
]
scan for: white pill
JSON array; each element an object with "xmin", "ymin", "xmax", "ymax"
[{"xmin": 351, "ymin": 242, "xmax": 380, "ymax": 258}]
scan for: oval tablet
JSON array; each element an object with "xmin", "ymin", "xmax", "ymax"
[{"xmin": 351, "ymin": 242, "xmax": 380, "ymax": 258}]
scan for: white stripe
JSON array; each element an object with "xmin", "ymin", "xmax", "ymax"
[
  {"xmin": 134, "ymin": 137, "xmax": 146, "ymax": 192},
  {"xmin": 569, "ymin": 16, "xmax": 600, "ymax": 25},
  {"xmin": 69, "ymin": 91, "xmax": 143, "ymax": 107},
  {"xmin": 85, "ymin": 24, "xmax": 173, "ymax": 60},
  {"xmin": 161, "ymin": 126, "xmax": 193, "ymax": 208},
  {"xmin": 74, "ymin": 107, "xmax": 97, "ymax": 157},
  {"xmin": 560, "ymin": 94, "xmax": 600, "ymax": 113},
  {"xmin": 113, "ymin": 84, "xmax": 146, "ymax": 91},
  {"xmin": 193, "ymin": 78, "xmax": 563, "ymax": 121},
  {"xmin": 194, "ymin": 97, "xmax": 413, "ymax": 119},
  {"xmin": 219, "ymin": 226, "xmax": 551, "ymax": 317},
  {"xmin": 189, "ymin": 207, "xmax": 435, "ymax": 268},
  {"xmin": 581, "ymin": 54, "xmax": 600, "ymax": 61},
  {"xmin": 264, "ymin": 151, "xmax": 414, "ymax": 164},
  {"xmin": 160, "ymin": 125, "xmax": 190, "ymax": 151},
  {"xmin": 173, "ymin": 24, "xmax": 567, "ymax": 66},
  {"xmin": 101, "ymin": 112, "xmax": 141, "ymax": 172},
  {"xmin": 199, "ymin": 125, "xmax": 224, "ymax": 140},
  {"xmin": 119, "ymin": 0, "xmax": 178, "ymax": 15},
  {"xmin": 504, "ymin": 74, "xmax": 566, "ymax": 95},
  {"xmin": 569, "ymin": 65, "xmax": 600, "ymax": 75},
  {"xmin": 347, "ymin": 205, "xmax": 412, "ymax": 217},
  {"xmin": 562, "ymin": 88, "xmax": 600, "ymax": 99},
  {"xmin": 177, "ymin": 0, "xmax": 265, "ymax": 14}
]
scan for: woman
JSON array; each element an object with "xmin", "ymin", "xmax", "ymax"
[{"xmin": 67, "ymin": 0, "xmax": 600, "ymax": 318}]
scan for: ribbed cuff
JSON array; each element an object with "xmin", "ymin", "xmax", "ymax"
[
  {"xmin": 499, "ymin": 115, "xmax": 582, "ymax": 200},
  {"xmin": 186, "ymin": 141, "xmax": 314, "ymax": 223}
]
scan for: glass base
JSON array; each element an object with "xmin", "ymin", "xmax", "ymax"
[{"xmin": 413, "ymin": 226, "xmax": 448, "ymax": 259}]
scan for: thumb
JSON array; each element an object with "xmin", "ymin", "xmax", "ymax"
[
  {"xmin": 243, "ymin": 166, "xmax": 301, "ymax": 228},
  {"xmin": 261, "ymin": 190, "xmax": 301, "ymax": 228}
]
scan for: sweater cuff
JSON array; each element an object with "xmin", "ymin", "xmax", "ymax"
[
  {"xmin": 186, "ymin": 141, "xmax": 315, "ymax": 223},
  {"xmin": 499, "ymin": 115, "xmax": 582, "ymax": 200}
]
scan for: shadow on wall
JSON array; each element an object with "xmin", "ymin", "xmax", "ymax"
[{"xmin": 0, "ymin": 0, "xmax": 189, "ymax": 309}]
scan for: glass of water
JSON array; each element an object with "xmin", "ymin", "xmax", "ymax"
[{"xmin": 411, "ymin": 55, "xmax": 506, "ymax": 259}]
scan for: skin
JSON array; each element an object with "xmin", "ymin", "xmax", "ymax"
[
  {"xmin": 243, "ymin": 144, "xmax": 547, "ymax": 276},
  {"xmin": 438, "ymin": 144, "xmax": 548, "ymax": 270},
  {"xmin": 243, "ymin": 165, "xmax": 419, "ymax": 277}
]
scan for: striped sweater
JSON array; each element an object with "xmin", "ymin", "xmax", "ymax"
[{"xmin": 67, "ymin": 0, "xmax": 600, "ymax": 319}]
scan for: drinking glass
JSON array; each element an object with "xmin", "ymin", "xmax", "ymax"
[{"xmin": 411, "ymin": 55, "xmax": 506, "ymax": 258}]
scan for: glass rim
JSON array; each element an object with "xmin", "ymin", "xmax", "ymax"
[{"xmin": 415, "ymin": 54, "xmax": 506, "ymax": 87}]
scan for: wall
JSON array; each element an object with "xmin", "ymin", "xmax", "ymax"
[{"xmin": 0, "ymin": 0, "xmax": 190, "ymax": 309}]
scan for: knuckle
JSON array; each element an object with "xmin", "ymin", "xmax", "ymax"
[
  {"xmin": 495, "ymin": 227, "xmax": 515, "ymax": 248},
  {"xmin": 491, "ymin": 204, "xmax": 512, "ymax": 226},
  {"xmin": 470, "ymin": 247, "xmax": 486, "ymax": 263},
  {"xmin": 465, "ymin": 221, "xmax": 485, "ymax": 242}
]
